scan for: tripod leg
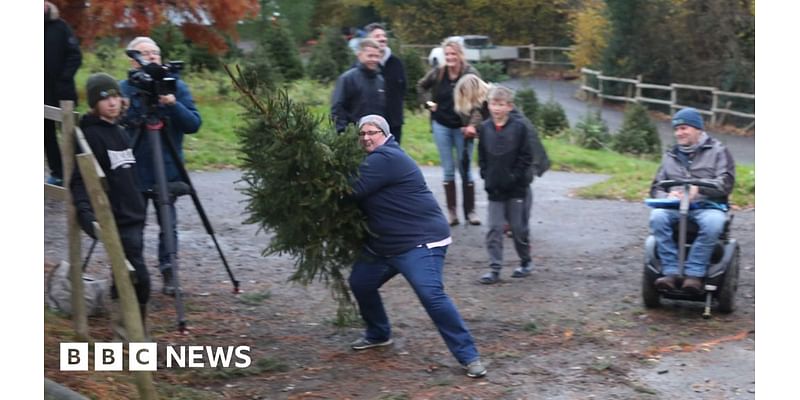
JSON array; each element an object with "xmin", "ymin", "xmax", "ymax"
[{"xmin": 145, "ymin": 118, "xmax": 188, "ymax": 333}]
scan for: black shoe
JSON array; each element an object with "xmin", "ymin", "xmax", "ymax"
[
  {"xmin": 654, "ymin": 275, "xmax": 678, "ymax": 290},
  {"xmin": 162, "ymin": 267, "xmax": 176, "ymax": 296}
]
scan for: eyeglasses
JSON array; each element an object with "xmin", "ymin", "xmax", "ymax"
[
  {"xmin": 140, "ymin": 50, "xmax": 161, "ymax": 56},
  {"xmin": 358, "ymin": 130, "xmax": 383, "ymax": 137}
]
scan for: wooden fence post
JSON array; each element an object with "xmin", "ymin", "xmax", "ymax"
[
  {"xmin": 75, "ymin": 154, "xmax": 159, "ymax": 399},
  {"xmin": 670, "ymin": 84, "xmax": 677, "ymax": 115},
  {"xmin": 597, "ymin": 71, "xmax": 604, "ymax": 113},
  {"xmin": 58, "ymin": 100, "xmax": 89, "ymax": 341},
  {"xmin": 711, "ymin": 91, "xmax": 719, "ymax": 126},
  {"xmin": 635, "ymin": 75, "xmax": 643, "ymax": 105},
  {"xmin": 529, "ymin": 44, "xmax": 535, "ymax": 69}
]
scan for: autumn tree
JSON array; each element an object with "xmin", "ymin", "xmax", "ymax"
[
  {"xmin": 362, "ymin": 0, "xmax": 571, "ymax": 46},
  {"xmin": 51, "ymin": 0, "xmax": 259, "ymax": 53},
  {"xmin": 569, "ymin": 0, "xmax": 610, "ymax": 71}
]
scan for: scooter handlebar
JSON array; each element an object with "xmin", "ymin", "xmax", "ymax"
[{"xmin": 657, "ymin": 179, "xmax": 718, "ymax": 190}]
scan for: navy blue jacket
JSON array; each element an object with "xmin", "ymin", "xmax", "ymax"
[
  {"xmin": 119, "ymin": 77, "xmax": 201, "ymax": 190},
  {"xmin": 351, "ymin": 137, "xmax": 450, "ymax": 256},
  {"xmin": 331, "ymin": 63, "xmax": 386, "ymax": 133}
]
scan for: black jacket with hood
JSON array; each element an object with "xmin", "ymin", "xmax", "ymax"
[
  {"xmin": 478, "ymin": 116, "xmax": 534, "ymax": 201},
  {"xmin": 71, "ymin": 114, "xmax": 147, "ymax": 237}
]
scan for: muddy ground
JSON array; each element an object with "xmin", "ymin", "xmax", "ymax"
[{"xmin": 44, "ymin": 167, "xmax": 755, "ymax": 399}]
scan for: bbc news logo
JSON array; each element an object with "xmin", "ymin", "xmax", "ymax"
[{"xmin": 60, "ymin": 343, "xmax": 251, "ymax": 371}]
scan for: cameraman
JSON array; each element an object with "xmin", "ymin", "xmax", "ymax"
[{"xmin": 119, "ymin": 36, "xmax": 202, "ymax": 296}]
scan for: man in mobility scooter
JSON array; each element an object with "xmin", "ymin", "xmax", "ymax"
[{"xmin": 645, "ymin": 107, "xmax": 738, "ymax": 315}]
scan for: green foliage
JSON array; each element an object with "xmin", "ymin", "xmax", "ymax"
[
  {"xmin": 600, "ymin": 0, "xmax": 754, "ymax": 96},
  {"xmin": 150, "ymin": 23, "xmax": 191, "ymax": 63},
  {"xmin": 188, "ymin": 45, "xmax": 223, "ymax": 72},
  {"xmin": 572, "ymin": 111, "xmax": 610, "ymax": 150},
  {"xmin": 397, "ymin": 46, "xmax": 427, "ymax": 111},
  {"xmin": 515, "ymin": 88, "xmax": 540, "ymax": 128},
  {"xmin": 262, "ymin": 21, "xmax": 305, "ymax": 81},
  {"xmin": 230, "ymin": 70, "xmax": 366, "ymax": 307},
  {"xmin": 611, "ymin": 103, "xmax": 661, "ymax": 157},
  {"xmin": 471, "ymin": 60, "xmax": 509, "ymax": 83},
  {"xmin": 377, "ymin": 0, "xmax": 571, "ymax": 47},
  {"xmin": 308, "ymin": 26, "xmax": 352, "ymax": 83},
  {"xmin": 538, "ymin": 100, "xmax": 570, "ymax": 136},
  {"xmin": 93, "ymin": 37, "xmax": 120, "ymax": 73},
  {"xmin": 239, "ymin": 45, "xmax": 280, "ymax": 95}
]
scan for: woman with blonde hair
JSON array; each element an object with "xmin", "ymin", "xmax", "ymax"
[{"xmin": 417, "ymin": 40, "xmax": 481, "ymax": 226}]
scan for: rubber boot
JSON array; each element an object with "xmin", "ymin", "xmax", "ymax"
[
  {"xmin": 463, "ymin": 182, "xmax": 481, "ymax": 225},
  {"xmin": 444, "ymin": 182, "xmax": 459, "ymax": 226}
]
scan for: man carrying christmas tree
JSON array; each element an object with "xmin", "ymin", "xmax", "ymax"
[{"xmin": 346, "ymin": 114, "xmax": 487, "ymax": 378}]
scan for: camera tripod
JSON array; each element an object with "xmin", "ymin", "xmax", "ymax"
[{"xmin": 131, "ymin": 110, "xmax": 241, "ymax": 333}]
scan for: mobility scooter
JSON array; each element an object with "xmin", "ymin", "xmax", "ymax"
[{"xmin": 643, "ymin": 179, "xmax": 740, "ymax": 318}]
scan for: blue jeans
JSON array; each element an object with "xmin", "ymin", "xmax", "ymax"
[
  {"xmin": 649, "ymin": 208, "xmax": 726, "ymax": 277},
  {"xmin": 432, "ymin": 120, "xmax": 473, "ymax": 183},
  {"xmin": 348, "ymin": 246, "xmax": 480, "ymax": 365}
]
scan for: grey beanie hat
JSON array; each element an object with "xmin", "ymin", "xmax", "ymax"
[{"xmin": 358, "ymin": 114, "xmax": 391, "ymax": 136}]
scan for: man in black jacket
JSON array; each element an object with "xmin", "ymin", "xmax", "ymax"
[
  {"xmin": 44, "ymin": 1, "xmax": 82, "ymax": 186},
  {"xmin": 331, "ymin": 39, "xmax": 386, "ymax": 133},
  {"xmin": 365, "ymin": 23, "xmax": 407, "ymax": 144}
]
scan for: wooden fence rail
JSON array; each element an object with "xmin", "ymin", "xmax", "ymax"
[{"xmin": 580, "ymin": 68, "xmax": 755, "ymax": 129}]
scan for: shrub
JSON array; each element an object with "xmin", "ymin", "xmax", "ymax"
[
  {"xmin": 538, "ymin": 100, "xmax": 570, "ymax": 136},
  {"xmin": 515, "ymin": 88, "xmax": 540, "ymax": 128},
  {"xmin": 397, "ymin": 45, "xmax": 427, "ymax": 110},
  {"xmin": 263, "ymin": 21, "xmax": 304, "ymax": 82},
  {"xmin": 150, "ymin": 23, "xmax": 191, "ymax": 63},
  {"xmin": 93, "ymin": 37, "xmax": 120, "ymax": 73},
  {"xmin": 472, "ymin": 60, "xmax": 509, "ymax": 83},
  {"xmin": 573, "ymin": 111, "xmax": 611, "ymax": 150},
  {"xmin": 611, "ymin": 103, "xmax": 661, "ymax": 157},
  {"xmin": 308, "ymin": 27, "xmax": 352, "ymax": 83}
]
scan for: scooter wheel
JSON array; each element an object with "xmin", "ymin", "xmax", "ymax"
[
  {"xmin": 642, "ymin": 269, "xmax": 661, "ymax": 308},
  {"xmin": 716, "ymin": 244, "xmax": 740, "ymax": 313}
]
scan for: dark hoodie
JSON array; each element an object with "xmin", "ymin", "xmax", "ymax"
[{"xmin": 71, "ymin": 114, "xmax": 146, "ymax": 237}]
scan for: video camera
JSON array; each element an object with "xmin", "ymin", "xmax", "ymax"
[{"xmin": 125, "ymin": 49, "xmax": 184, "ymax": 107}]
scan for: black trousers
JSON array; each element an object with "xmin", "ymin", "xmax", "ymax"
[
  {"xmin": 110, "ymin": 223, "xmax": 151, "ymax": 305},
  {"xmin": 44, "ymin": 119, "xmax": 63, "ymax": 179}
]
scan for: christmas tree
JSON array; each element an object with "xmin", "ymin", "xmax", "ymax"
[{"xmin": 226, "ymin": 65, "xmax": 367, "ymax": 316}]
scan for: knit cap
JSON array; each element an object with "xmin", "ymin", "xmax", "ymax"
[
  {"xmin": 358, "ymin": 114, "xmax": 391, "ymax": 136},
  {"xmin": 672, "ymin": 107, "xmax": 704, "ymax": 130},
  {"xmin": 86, "ymin": 73, "xmax": 121, "ymax": 108}
]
